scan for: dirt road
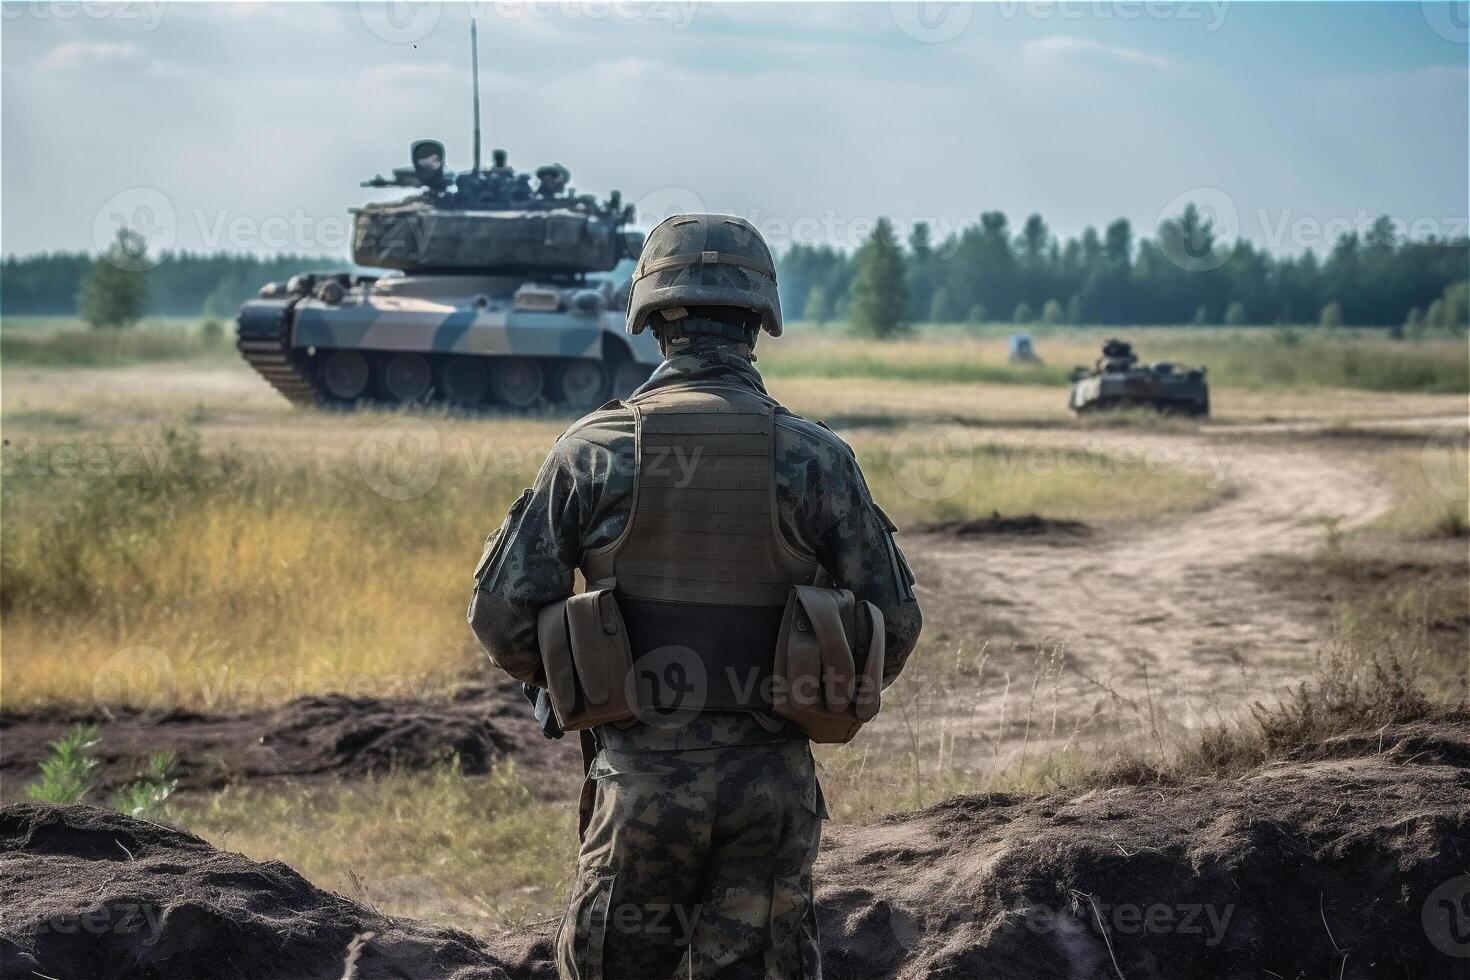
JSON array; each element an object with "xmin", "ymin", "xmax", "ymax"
[{"xmin": 861, "ymin": 417, "xmax": 1459, "ymax": 775}]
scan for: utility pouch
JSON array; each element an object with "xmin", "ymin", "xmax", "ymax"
[
  {"xmin": 536, "ymin": 588, "xmax": 638, "ymax": 731},
  {"xmin": 772, "ymin": 585, "xmax": 885, "ymax": 744}
]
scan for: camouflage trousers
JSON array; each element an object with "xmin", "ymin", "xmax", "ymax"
[{"xmin": 555, "ymin": 738, "xmax": 823, "ymax": 980}]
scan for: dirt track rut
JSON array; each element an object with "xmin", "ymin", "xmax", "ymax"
[{"xmin": 871, "ymin": 419, "xmax": 1452, "ymax": 768}]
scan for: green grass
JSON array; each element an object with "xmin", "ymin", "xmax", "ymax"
[
  {"xmin": 770, "ymin": 324, "xmax": 1468, "ymax": 394},
  {"xmin": 0, "ymin": 316, "xmax": 233, "ymax": 367}
]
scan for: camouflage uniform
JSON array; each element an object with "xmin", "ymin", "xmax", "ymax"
[{"xmin": 470, "ymin": 342, "xmax": 922, "ymax": 979}]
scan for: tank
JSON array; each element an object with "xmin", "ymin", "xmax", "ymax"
[
  {"xmin": 1067, "ymin": 338, "xmax": 1209, "ymax": 416},
  {"xmin": 235, "ymin": 24, "xmax": 660, "ymax": 412},
  {"xmin": 235, "ymin": 143, "xmax": 659, "ymax": 411}
]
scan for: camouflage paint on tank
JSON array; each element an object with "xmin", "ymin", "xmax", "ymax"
[
  {"xmin": 236, "ymin": 127, "xmax": 658, "ymax": 408},
  {"xmin": 290, "ymin": 293, "xmax": 659, "ymax": 364}
]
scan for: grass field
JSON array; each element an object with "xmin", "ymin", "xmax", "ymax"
[
  {"xmin": 766, "ymin": 324, "xmax": 1469, "ymax": 394},
  {"xmin": 4, "ymin": 316, "xmax": 1466, "ymax": 393},
  {"xmin": 0, "ymin": 414, "xmax": 1220, "ymax": 712},
  {"xmin": 1, "ymin": 316, "xmax": 234, "ymax": 367},
  {"xmin": 3, "ymin": 319, "xmax": 1464, "ymax": 938}
]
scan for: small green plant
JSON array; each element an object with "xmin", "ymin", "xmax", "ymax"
[
  {"xmin": 1434, "ymin": 505, "xmax": 1469, "ymax": 538},
  {"xmin": 25, "ymin": 724, "xmax": 101, "ymax": 803},
  {"xmin": 200, "ymin": 317, "xmax": 225, "ymax": 343},
  {"xmin": 114, "ymin": 751, "xmax": 179, "ymax": 819},
  {"xmin": 1318, "ymin": 515, "xmax": 1345, "ymax": 557}
]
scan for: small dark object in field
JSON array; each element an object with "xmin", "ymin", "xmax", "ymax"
[{"xmin": 927, "ymin": 511, "xmax": 1092, "ymax": 538}]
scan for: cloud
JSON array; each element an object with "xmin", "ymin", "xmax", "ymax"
[
  {"xmin": 39, "ymin": 41, "xmax": 143, "ymax": 71},
  {"xmin": 1021, "ymin": 35, "xmax": 1169, "ymax": 72},
  {"xmin": 359, "ymin": 62, "xmax": 459, "ymax": 86},
  {"xmin": 38, "ymin": 41, "xmax": 196, "ymax": 82}
]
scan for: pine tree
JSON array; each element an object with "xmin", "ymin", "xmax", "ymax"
[
  {"xmin": 850, "ymin": 217, "xmax": 908, "ymax": 337},
  {"xmin": 79, "ymin": 228, "xmax": 149, "ymax": 328},
  {"xmin": 928, "ymin": 286, "xmax": 955, "ymax": 324},
  {"xmin": 803, "ymin": 285, "xmax": 831, "ymax": 326},
  {"xmin": 1040, "ymin": 299, "xmax": 1064, "ymax": 325},
  {"xmin": 1012, "ymin": 301, "xmax": 1034, "ymax": 324},
  {"xmin": 1319, "ymin": 301, "xmax": 1344, "ymax": 329},
  {"xmin": 1066, "ymin": 295, "xmax": 1083, "ymax": 325},
  {"xmin": 1225, "ymin": 301, "xmax": 1248, "ymax": 326}
]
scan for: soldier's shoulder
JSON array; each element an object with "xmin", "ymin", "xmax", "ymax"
[
  {"xmin": 775, "ymin": 409, "xmax": 856, "ymax": 459},
  {"xmin": 557, "ymin": 399, "xmax": 635, "ymax": 447}
]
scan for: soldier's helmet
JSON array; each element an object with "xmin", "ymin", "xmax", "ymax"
[{"xmin": 627, "ymin": 214, "xmax": 782, "ymax": 337}]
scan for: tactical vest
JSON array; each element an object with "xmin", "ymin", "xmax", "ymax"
[{"xmin": 581, "ymin": 382, "xmax": 823, "ymax": 711}]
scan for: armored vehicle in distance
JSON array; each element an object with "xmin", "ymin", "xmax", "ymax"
[
  {"xmin": 235, "ymin": 143, "xmax": 658, "ymax": 411},
  {"xmin": 1067, "ymin": 338, "xmax": 1209, "ymax": 416}
]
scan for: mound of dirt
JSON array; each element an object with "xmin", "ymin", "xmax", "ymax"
[
  {"xmin": 2, "ymin": 715, "xmax": 1466, "ymax": 979},
  {"xmin": 926, "ymin": 511, "xmax": 1092, "ymax": 538},
  {"xmin": 0, "ymin": 802, "xmax": 539, "ymax": 980},
  {"xmin": 0, "ymin": 682, "xmax": 580, "ymax": 800},
  {"xmin": 815, "ymin": 711, "xmax": 1470, "ymax": 979}
]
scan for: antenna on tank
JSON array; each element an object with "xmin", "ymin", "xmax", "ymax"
[{"xmin": 470, "ymin": 19, "xmax": 482, "ymax": 173}]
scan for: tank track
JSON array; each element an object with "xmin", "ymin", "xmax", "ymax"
[{"xmin": 235, "ymin": 300, "xmax": 321, "ymax": 407}]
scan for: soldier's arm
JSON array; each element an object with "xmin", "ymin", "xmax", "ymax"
[
  {"xmin": 786, "ymin": 425, "xmax": 923, "ymax": 686},
  {"xmin": 467, "ymin": 442, "xmax": 588, "ymax": 684}
]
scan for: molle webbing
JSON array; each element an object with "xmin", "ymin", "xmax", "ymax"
[{"xmin": 593, "ymin": 384, "xmax": 819, "ymax": 605}]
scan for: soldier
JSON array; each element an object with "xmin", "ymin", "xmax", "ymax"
[
  {"xmin": 535, "ymin": 163, "xmax": 571, "ymax": 198},
  {"xmin": 468, "ymin": 214, "xmax": 922, "ymax": 979}
]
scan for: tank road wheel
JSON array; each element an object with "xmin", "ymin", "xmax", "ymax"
[
  {"xmin": 441, "ymin": 356, "xmax": 490, "ymax": 408},
  {"xmin": 490, "ymin": 357, "xmax": 544, "ymax": 409},
  {"xmin": 552, "ymin": 359, "xmax": 608, "ymax": 411},
  {"xmin": 320, "ymin": 349, "xmax": 370, "ymax": 403},
  {"xmin": 611, "ymin": 360, "xmax": 654, "ymax": 399},
  {"xmin": 378, "ymin": 352, "xmax": 433, "ymax": 404}
]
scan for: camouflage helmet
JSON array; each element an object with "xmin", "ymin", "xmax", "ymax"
[{"xmin": 627, "ymin": 214, "xmax": 782, "ymax": 337}]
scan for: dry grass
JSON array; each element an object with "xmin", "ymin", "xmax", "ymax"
[
  {"xmin": 0, "ymin": 415, "xmax": 1217, "ymax": 712},
  {"xmin": 168, "ymin": 761, "xmax": 576, "ymax": 935},
  {"xmin": 1368, "ymin": 439, "xmax": 1470, "ymax": 538}
]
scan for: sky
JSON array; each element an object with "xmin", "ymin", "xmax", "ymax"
[{"xmin": 2, "ymin": 1, "xmax": 1467, "ymax": 259}]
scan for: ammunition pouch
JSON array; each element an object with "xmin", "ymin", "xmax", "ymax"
[
  {"xmin": 535, "ymin": 583, "xmax": 886, "ymax": 742},
  {"xmin": 772, "ymin": 586, "xmax": 885, "ymax": 744},
  {"xmin": 536, "ymin": 587, "xmax": 638, "ymax": 731}
]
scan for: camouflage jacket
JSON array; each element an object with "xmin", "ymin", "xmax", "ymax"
[{"xmin": 469, "ymin": 344, "xmax": 923, "ymax": 748}]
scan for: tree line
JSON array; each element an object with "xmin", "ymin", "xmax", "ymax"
[
  {"xmin": 780, "ymin": 206, "xmax": 1470, "ymax": 336},
  {"xmin": 1, "ymin": 248, "xmax": 337, "ymax": 320},
  {"xmin": 5, "ymin": 204, "xmax": 1467, "ymax": 335}
]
